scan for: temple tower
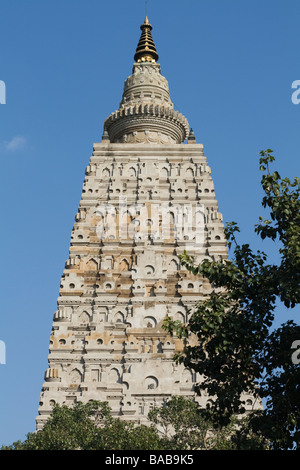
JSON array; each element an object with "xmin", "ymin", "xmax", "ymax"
[{"xmin": 36, "ymin": 18, "xmax": 228, "ymax": 429}]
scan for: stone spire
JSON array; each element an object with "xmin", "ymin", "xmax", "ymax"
[
  {"xmin": 104, "ymin": 17, "xmax": 189, "ymax": 145},
  {"xmin": 35, "ymin": 16, "xmax": 260, "ymax": 432}
]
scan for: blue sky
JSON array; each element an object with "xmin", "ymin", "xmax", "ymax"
[{"xmin": 0, "ymin": 0, "xmax": 299, "ymax": 446}]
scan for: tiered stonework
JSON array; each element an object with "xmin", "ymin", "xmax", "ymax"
[
  {"xmin": 36, "ymin": 18, "xmax": 251, "ymax": 430},
  {"xmin": 104, "ymin": 61, "xmax": 189, "ymax": 145}
]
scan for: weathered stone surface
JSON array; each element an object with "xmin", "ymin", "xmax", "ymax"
[
  {"xmin": 36, "ymin": 140, "xmax": 230, "ymax": 429},
  {"xmin": 36, "ymin": 18, "xmax": 258, "ymax": 430}
]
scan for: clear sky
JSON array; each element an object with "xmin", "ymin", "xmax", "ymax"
[{"xmin": 0, "ymin": 0, "xmax": 299, "ymax": 446}]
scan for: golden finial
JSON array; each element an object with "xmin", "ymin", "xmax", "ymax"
[{"xmin": 134, "ymin": 17, "xmax": 159, "ymax": 63}]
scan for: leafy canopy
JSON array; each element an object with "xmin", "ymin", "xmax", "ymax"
[
  {"xmin": 2, "ymin": 397, "xmax": 262, "ymax": 450},
  {"xmin": 163, "ymin": 150, "xmax": 300, "ymax": 449}
]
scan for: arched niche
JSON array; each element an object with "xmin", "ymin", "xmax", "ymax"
[
  {"xmin": 109, "ymin": 367, "xmax": 121, "ymax": 383},
  {"xmin": 145, "ymin": 376, "xmax": 158, "ymax": 390},
  {"xmin": 119, "ymin": 258, "xmax": 129, "ymax": 271},
  {"xmin": 145, "ymin": 264, "xmax": 155, "ymax": 275},
  {"xmin": 144, "ymin": 316, "xmax": 157, "ymax": 328},
  {"xmin": 69, "ymin": 368, "xmax": 82, "ymax": 384},
  {"xmin": 114, "ymin": 312, "xmax": 125, "ymax": 323},
  {"xmin": 79, "ymin": 311, "xmax": 90, "ymax": 324}
]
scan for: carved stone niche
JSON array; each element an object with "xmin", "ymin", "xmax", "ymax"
[
  {"xmin": 145, "ymin": 375, "xmax": 158, "ymax": 390},
  {"xmin": 143, "ymin": 316, "xmax": 156, "ymax": 328}
]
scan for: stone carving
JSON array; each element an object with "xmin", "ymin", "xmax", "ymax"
[
  {"xmin": 104, "ymin": 63, "xmax": 189, "ymax": 144},
  {"xmin": 36, "ymin": 18, "xmax": 261, "ymax": 430}
]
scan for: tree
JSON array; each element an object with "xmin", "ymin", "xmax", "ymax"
[
  {"xmin": 1, "ymin": 396, "xmax": 263, "ymax": 451},
  {"xmin": 148, "ymin": 395, "xmax": 239, "ymax": 450},
  {"xmin": 163, "ymin": 150, "xmax": 300, "ymax": 449},
  {"xmin": 1, "ymin": 400, "xmax": 161, "ymax": 450}
]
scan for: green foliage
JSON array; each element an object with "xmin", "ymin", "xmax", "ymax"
[
  {"xmin": 2, "ymin": 397, "xmax": 257, "ymax": 451},
  {"xmin": 251, "ymin": 322, "xmax": 300, "ymax": 449},
  {"xmin": 148, "ymin": 395, "xmax": 238, "ymax": 450},
  {"xmin": 1, "ymin": 401, "xmax": 161, "ymax": 451},
  {"xmin": 163, "ymin": 150, "xmax": 300, "ymax": 449},
  {"xmin": 256, "ymin": 150, "xmax": 300, "ymax": 308}
]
